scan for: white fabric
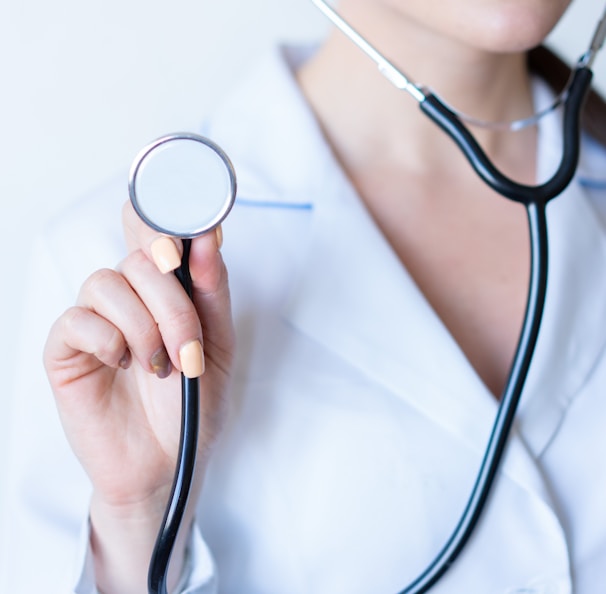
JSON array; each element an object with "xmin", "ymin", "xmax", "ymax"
[{"xmin": 3, "ymin": 45, "xmax": 606, "ymax": 594}]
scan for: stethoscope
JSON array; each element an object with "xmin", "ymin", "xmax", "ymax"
[
  {"xmin": 128, "ymin": 1, "xmax": 606, "ymax": 591},
  {"xmin": 129, "ymin": 134, "xmax": 237, "ymax": 594},
  {"xmin": 309, "ymin": 1, "xmax": 606, "ymax": 592}
]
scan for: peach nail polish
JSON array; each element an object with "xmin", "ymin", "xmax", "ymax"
[
  {"xmin": 179, "ymin": 340, "xmax": 205, "ymax": 378},
  {"xmin": 151, "ymin": 236, "xmax": 181, "ymax": 274},
  {"xmin": 215, "ymin": 225, "xmax": 223, "ymax": 250}
]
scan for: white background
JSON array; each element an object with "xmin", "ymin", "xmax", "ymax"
[{"xmin": 1, "ymin": 0, "xmax": 604, "ymax": 516}]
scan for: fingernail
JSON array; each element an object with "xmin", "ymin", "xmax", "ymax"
[
  {"xmin": 151, "ymin": 347, "xmax": 172, "ymax": 379},
  {"xmin": 119, "ymin": 349, "xmax": 132, "ymax": 370},
  {"xmin": 215, "ymin": 225, "xmax": 223, "ymax": 250},
  {"xmin": 179, "ymin": 340, "xmax": 205, "ymax": 378},
  {"xmin": 151, "ymin": 237, "xmax": 181, "ymax": 274}
]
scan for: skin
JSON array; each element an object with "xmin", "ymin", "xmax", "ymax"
[
  {"xmin": 298, "ymin": 0, "xmax": 571, "ymax": 395},
  {"xmin": 45, "ymin": 205, "xmax": 234, "ymax": 593},
  {"xmin": 44, "ymin": 0, "xmax": 572, "ymax": 591}
]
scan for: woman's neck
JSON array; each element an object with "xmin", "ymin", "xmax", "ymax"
[
  {"xmin": 297, "ymin": 2, "xmax": 536, "ymax": 179},
  {"xmin": 297, "ymin": 2, "xmax": 541, "ymax": 396}
]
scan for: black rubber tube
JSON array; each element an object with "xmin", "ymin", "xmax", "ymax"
[
  {"xmin": 148, "ymin": 239, "xmax": 200, "ymax": 594},
  {"xmin": 420, "ymin": 67, "xmax": 592, "ymax": 205},
  {"xmin": 395, "ymin": 67, "xmax": 593, "ymax": 592},
  {"xmin": 398, "ymin": 201, "xmax": 548, "ymax": 593}
]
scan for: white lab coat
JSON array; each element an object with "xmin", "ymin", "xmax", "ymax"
[{"xmin": 3, "ymin": 45, "xmax": 606, "ymax": 594}]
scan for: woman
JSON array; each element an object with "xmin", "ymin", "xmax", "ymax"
[{"xmin": 5, "ymin": 0, "xmax": 606, "ymax": 592}]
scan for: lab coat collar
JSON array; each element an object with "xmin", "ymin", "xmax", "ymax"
[
  {"xmin": 206, "ymin": 46, "xmax": 497, "ymax": 452},
  {"xmin": 203, "ymin": 45, "xmax": 337, "ymax": 208},
  {"xmin": 208, "ymin": 45, "xmax": 606, "ymax": 467}
]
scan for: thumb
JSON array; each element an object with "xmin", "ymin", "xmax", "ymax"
[{"xmin": 187, "ymin": 226, "xmax": 234, "ymax": 371}]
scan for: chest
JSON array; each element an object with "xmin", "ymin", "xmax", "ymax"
[{"xmin": 355, "ymin": 171, "xmax": 531, "ymax": 396}]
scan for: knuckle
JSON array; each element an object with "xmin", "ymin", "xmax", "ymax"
[
  {"xmin": 80, "ymin": 268, "xmax": 123, "ymax": 301},
  {"xmin": 96, "ymin": 326, "xmax": 125, "ymax": 365},
  {"xmin": 61, "ymin": 305, "xmax": 86, "ymax": 329},
  {"xmin": 135, "ymin": 318, "xmax": 161, "ymax": 346},
  {"xmin": 61, "ymin": 306, "xmax": 125, "ymax": 365},
  {"xmin": 162, "ymin": 305, "xmax": 200, "ymax": 338},
  {"xmin": 87, "ymin": 267, "xmax": 118, "ymax": 287},
  {"xmin": 59, "ymin": 305, "xmax": 90, "ymax": 336},
  {"xmin": 121, "ymin": 248, "xmax": 150, "ymax": 273}
]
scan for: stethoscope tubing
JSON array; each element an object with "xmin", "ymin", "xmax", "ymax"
[
  {"xmin": 144, "ymin": 9, "xmax": 595, "ymax": 591},
  {"xmin": 420, "ymin": 67, "xmax": 593, "ymax": 204},
  {"xmin": 131, "ymin": 134, "xmax": 237, "ymax": 594},
  {"xmin": 397, "ymin": 62, "xmax": 592, "ymax": 594},
  {"xmin": 400, "ymin": 202, "xmax": 548, "ymax": 593},
  {"xmin": 148, "ymin": 239, "xmax": 200, "ymax": 594}
]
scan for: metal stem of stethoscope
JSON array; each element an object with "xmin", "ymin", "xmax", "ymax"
[{"xmin": 310, "ymin": 1, "xmax": 605, "ymax": 592}]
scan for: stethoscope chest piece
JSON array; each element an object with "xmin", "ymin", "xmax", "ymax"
[{"xmin": 129, "ymin": 132, "xmax": 237, "ymax": 238}]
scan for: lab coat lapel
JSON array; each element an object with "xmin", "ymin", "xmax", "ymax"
[
  {"xmin": 211, "ymin": 47, "xmax": 600, "ymax": 506},
  {"xmin": 205, "ymin": 47, "xmax": 580, "ymax": 590},
  {"xmin": 208, "ymin": 46, "xmax": 500, "ymax": 461},
  {"xmin": 282, "ymin": 148, "xmax": 499, "ymax": 455},
  {"xmin": 280, "ymin": 149, "xmax": 566, "ymax": 512},
  {"xmin": 284, "ymin": 76, "xmax": 606, "ymax": 471}
]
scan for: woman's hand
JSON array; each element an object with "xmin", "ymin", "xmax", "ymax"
[{"xmin": 44, "ymin": 201, "xmax": 234, "ymax": 593}]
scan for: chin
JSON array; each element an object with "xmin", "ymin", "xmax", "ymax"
[{"xmin": 469, "ymin": 0, "xmax": 572, "ymax": 53}]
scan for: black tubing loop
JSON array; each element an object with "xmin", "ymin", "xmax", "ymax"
[
  {"xmin": 399, "ymin": 202, "xmax": 549, "ymax": 594},
  {"xmin": 149, "ymin": 239, "xmax": 201, "ymax": 594},
  {"xmin": 419, "ymin": 67, "xmax": 593, "ymax": 205}
]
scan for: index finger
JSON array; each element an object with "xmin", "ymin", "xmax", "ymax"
[
  {"xmin": 122, "ymin": 201, "xmax": 184, "ymax": 274},
  {"xmin": 122, "ymin": 200, "xmax": 224, "ymax": 278}
]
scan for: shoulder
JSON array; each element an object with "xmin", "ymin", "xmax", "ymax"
[{"xmin": 202, "ymin": 45, "xmax": 330, "ymax": 207}]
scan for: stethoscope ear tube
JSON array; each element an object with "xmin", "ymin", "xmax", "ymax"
[
  {"xmin": 148, "ymin": 239, "xmax": 200, "ymax": 594},
  {"xmin": 420, "ymin": 67, "xmax": 593, "ymax": 205}
]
